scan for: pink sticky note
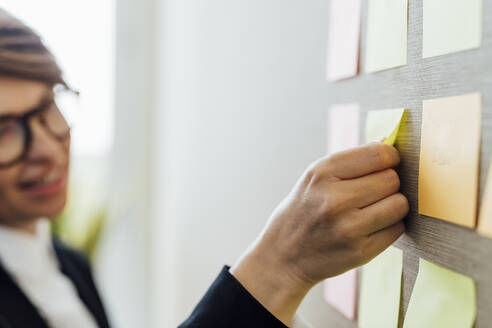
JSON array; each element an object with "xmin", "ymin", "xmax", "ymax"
[
  {"xmin": 324, "ymin": 269, "xmax": 358, "ymax": 320},
  {"xmin": 326, "ymin": 0, "xmax": 361, "ymax": 82},
  {"xmin": 328, "ymin": 103, "xmax": 360, "ymax": 155}
]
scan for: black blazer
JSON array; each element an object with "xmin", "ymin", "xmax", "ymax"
[
  {"xmin": 0, "ymin": 239, "xmax": 110, "ymax": 328},
  {"xmin": 180, "ymin": 267, "xmax": 288, "ymax": 328},
  {"xmin": 0, "ymin": 241, "xmax": 286, "ymax": 328}
]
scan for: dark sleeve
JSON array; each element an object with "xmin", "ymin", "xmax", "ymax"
[{"xmin": 179, "ymin": 266, "xmax": 288, "ymax": 328}]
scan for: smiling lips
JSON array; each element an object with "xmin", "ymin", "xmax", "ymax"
[{"xmin": 19, "ymin": 168, "xmax": 67, "ymax": 197}]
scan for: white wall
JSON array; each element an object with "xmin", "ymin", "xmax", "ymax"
[
  {"xmin": 150, "ymin": 1, "xmax": 334, "ymax": 327},
  {"xmin": 95, "ymin": 0, "xmax": 156, "ymax": 327}
]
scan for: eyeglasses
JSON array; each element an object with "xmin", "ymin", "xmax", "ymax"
[{"xmin": 0, "ymin": 88, "xmax": 78, "ymax": 168}]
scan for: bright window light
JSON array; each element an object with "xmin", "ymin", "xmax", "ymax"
[{"xmin": 1, "ymin": 0, "xmax": 115, "ymax": 157}]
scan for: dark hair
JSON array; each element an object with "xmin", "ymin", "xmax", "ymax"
[{"xmin": 0, "ymin": 9, "xmax": 70, "ymax": 89}]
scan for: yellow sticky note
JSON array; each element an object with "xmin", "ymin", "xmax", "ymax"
[
  {"xmin": 478, "ymin": 160, "xmax": 492, "ymax": 238},
  {"xmin": 403, "ymin": 259, "xmax": 476, "ymax": 328},
  {"xmin": 423, "ymin": 0, "xmax": 483, "ymax": 58},
  {"xmin": 365, "ymin": 0, "xmax": 408, "ymax": 73},
  {"xmin": 358, "ymin": 246, "xmax": 402, "ymax": 328},
  {"xmin": 365, "ymin": 108, "xmax": 406, "ymax": 146},
  {"xmin": 418, "ymin": 93, "xmax": 481, "ymax": 228}
]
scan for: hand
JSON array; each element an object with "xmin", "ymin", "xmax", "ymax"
[{"xmin": 231, "ymin": 143, "xmax": 409, "ymax": 325}]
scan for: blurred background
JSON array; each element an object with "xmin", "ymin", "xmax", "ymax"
[{"xmin": 1, "ymin": 0, "xmax": 333, "ymax": 327}]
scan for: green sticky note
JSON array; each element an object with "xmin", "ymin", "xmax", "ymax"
[
  {"xmin": 423, "ymin": 0, "xmax": 483, "ymax": 58},
  {"xmin": 365, "ymin": 108, "xmax": 406, "ymax": 146},
  {"xmin": 358, "ymin": 246, "xmax": 403, "ymax": 328},
  {"xmin": 365, "ymin": 0, "xmax": 408, "ymax": 73},
  {"xmin": 403, "ymin": 259, "xmax": 477, "ymax": 328}
]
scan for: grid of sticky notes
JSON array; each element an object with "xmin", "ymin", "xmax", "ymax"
[
  {"xmin": 325, "ymin": 100, "xmax": 480, "ymax": 326},
  {"xmin": 324, "ymin": 0, "xmax": 485, "ymax": 326},
  {"xmin": 326, "ymin": 0, "xmax": 483, "ymax": 80}
]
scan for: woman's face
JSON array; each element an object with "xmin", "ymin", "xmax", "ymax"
[{"xmin": 0, "ymin": 77, "xmax": 70, "ymax": 230}]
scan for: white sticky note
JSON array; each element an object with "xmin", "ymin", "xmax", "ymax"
[
  {"xmin": 326, "ymin": 0, "xmax": 361, "ymax": 82},
  {"xmin": 423, "ymin": 0, "xmax": 483, "ymax": 58},
  {"xmin": 365, "ymin": 0, "xmax": 408, "ymax": 73},
  {"xmin": 328, "ymin": 103, "xmax": 360, "ymax": 155},
  {"xmin": 324, "ymin": 269, "xmax": 358, "ymax": 320}
]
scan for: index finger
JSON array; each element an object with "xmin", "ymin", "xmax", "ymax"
[{"xmin": 326, "ymin": 143, "xmax": 400, "ymax": 180}]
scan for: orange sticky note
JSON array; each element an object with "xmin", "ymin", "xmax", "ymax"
[
  {"xmin": 418, "ymin": 93, "xmax": 482, "ymax": 228},
  {"xmin": 478, "ymin": 160, "xmax": 492, "ymax": 238}
]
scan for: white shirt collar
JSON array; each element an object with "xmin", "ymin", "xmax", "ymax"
[
  {"xmin": 0, "ymin": 218, "xmax": 58, "ymax": 277},
  {"xmin": 0, "ymin": 219, "xmax": 99, "ymax": 328}
]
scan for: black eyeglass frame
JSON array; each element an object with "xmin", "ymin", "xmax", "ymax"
[{"xmin": 0, "ymin": 96, "xmax": 71, "ymax": 168}]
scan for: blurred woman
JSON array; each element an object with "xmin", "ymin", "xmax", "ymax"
[{"xmin": 0, "ymin": 10, "xmax": 109, "ymax": 328}]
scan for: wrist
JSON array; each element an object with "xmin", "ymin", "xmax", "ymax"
[{"xmin": 230, "ymin": 246, "xmax": 313, "ymax": 326}]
